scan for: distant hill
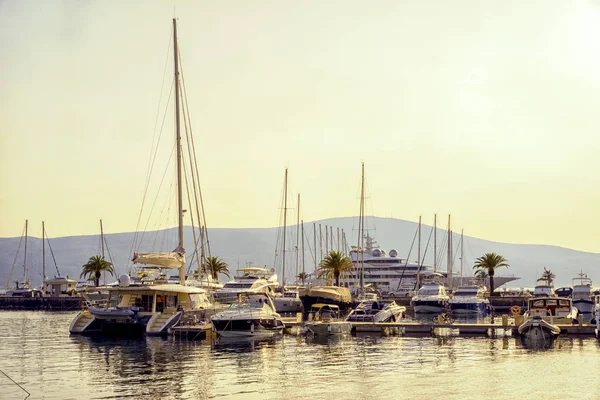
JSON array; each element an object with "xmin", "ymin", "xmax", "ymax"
[{"xmin": 1, "ymin": 216, "xmax": 598, "ymax": 289}]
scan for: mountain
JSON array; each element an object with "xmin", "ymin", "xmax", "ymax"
[{"xmin": 1, "ymin": 216, "xmax": 598, "ymax": 289}]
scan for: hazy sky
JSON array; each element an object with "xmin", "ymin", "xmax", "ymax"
[{"xmin": 2, "ymin": 1, "xmax": 600, "ymax": 253}]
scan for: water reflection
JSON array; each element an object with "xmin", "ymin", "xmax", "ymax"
[
  {"xmin": 2, "ymin": 312, "xmax": 600, "ymax": 400},
  {"xmin": 69, "ymin": 335, "xmax": 217, "ymax": 399},
  {"xmin": 518, "ymin": 334, "xmax": 555, "ymax": 351},
  {"xmin": 211, "ymin": 336, "xmax": 280, "ymax": 353}
]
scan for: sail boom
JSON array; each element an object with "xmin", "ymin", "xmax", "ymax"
[{"xmin": 132, "ymin": 252, "xmax": 185, "ymax": 269}]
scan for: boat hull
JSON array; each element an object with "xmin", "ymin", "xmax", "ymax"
[
  {"xmin": 518, "ymin": 317, "xmax": 561, "ymax": 338},
  {"xmin": 273, "ymin": 297, "xmax": 303, "ymax": 314},
  {"xmin": 573, "ymin": 299, "xmax": 594, "ymax": 314},
  {"xmin": 449, "ymin": 302, "xmax": 490, "ymax": 315},
  {"xmin": 306, "ymin": 322, "xmax": 352, "ymax": 336},
  {"xmin": 212, "ymin": 318, "xmax": 284, "ymax": 338},
  {"xmin": 412, "ymin": 300, "xmax": 448, "ymax": 313}
]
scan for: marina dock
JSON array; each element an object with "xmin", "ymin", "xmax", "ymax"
[{"xmin": 171, "ymin": 318, "xmax": 596, "ymax": 339}]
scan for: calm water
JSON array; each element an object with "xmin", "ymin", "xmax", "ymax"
[{"xmin": 1, "ymin": 312, "xmax": 599, "ymax": 400}]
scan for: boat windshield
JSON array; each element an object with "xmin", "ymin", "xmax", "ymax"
[
  {"xmin": 223, "ymin": 283, "xmax": 254, "ymax": 289},
  {"xmin": 419, "ymin": 289, "xmax": 442, "ymax": 296}
]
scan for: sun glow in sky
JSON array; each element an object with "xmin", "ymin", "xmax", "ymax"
[{"xmin": 2, "ymin": 1, "xmax": 600, "ymax": 252}]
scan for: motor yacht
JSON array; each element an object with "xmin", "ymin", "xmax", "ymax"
[
  {"xmin": 411, "ymin": 274, "xmax": 450, "ymax": 313},
  {"xmin": 346, "ymin": 300, "xmax": 405, "ymax": 323},
  {"xmin": 272, "ymin": 287, "xmax": 303, "ymax": 314},
  {"xmin": 572, "ymin": 272, "xmax": 594, "ymax": 315},
  {"xmin": 300, "ymin": 286, "xmax": 353, "ymax": 317},
  {"xmin": 211, "ymin": 292, "xmax": 284, "ymax": 338},
  {"xmin": 305, "ymin": 303, "xmax": 352, "ymax": 336},
  {"xmin": 214, "ymin": 267, "xmax": 279, "ymax": 304},
  {"xmin": 449, "ymin": 285, "xmax": 490, "ymax": 315}
]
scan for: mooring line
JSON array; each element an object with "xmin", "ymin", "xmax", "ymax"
[{"xmin": 0, "ymin": 369, "xmax": 30, "ymax": 399}]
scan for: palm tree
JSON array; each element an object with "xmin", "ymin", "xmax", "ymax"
[
  {"xmin": 80, "ymin": 255, "xmax": 115, "ymax": 287},
  {"xmin": 537, "ymin": 267, "xmax": 555, "ymax": 285},
  {"xmin": 473, "ymin": 252, "xmax": 509, "ymax": 294},
  {"xmin": 297, "ymin": 272, "xmax": 309, "ymax": 285},
  {"xmin": 317, "ymin": 251, "xmax": 353, "ymax": 287},
  {"xmin": 474, "ymin": 269, "xmax": 489, "ymax": 279},
  {"xmin": 205, "ymin": 256, "xmax": 230, "ymax": 280}
]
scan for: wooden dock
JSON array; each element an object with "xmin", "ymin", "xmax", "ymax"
[
  {"xmin": 350, "ymin": 321, "xmax": 596, "ymax": 336},
  {"xmin": 169, "ymin": 323, "xmax": 214, "ymax": 339}
]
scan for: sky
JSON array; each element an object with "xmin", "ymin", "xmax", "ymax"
[{"xmin": 2, "ymin": 0, "xmax": 600, "ymax": 253}]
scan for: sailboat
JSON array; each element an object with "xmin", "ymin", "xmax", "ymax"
[
  {"xmin": 41, "ymin": 221, "xmax": 78, "ymax": 297},
  {"xmin": 272, "ymin": 169, "xmax": 303, "ymax": 313},
  {"xmin": 70, "ymin": 18, "xmax": 214, "ymax": 336},
  {"xmin": 6, "ymin": 220, "xmax": 41, "ymax": 297}
]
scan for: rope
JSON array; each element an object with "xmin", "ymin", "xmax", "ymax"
[
  {"xmin": 395, "ymin": 227, "xmax": 418, "ymax": 291},
  {"xmin": 6, "ymin": 225, "xmax": 25, "ymax": 289},
  {"xmin": 179, "ymin": 49, "xmax": 212, "ymax": 258},
  {"xmin": 129, "ymin": 78, "xmax": 175, "ymax": 271},
  {"xmin": 0, "ymin": 369, "xmax": 30, "ymax": 399},
  {"xmin": 43, "ymin": 227, "xmax": 61, "ymax": 277},
  {"xmin": 103, "ymin": 235, "xmax": 117, "ymax": 276}
]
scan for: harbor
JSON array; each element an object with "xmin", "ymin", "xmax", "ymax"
[{"xmin": 3, "ymin": 1, "xmax": 600, "ymax": 399}]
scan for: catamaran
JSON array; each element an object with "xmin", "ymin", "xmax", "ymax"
[{"xmin": 70, "ymin": 18, "xmax": 218, "ymax": 336}]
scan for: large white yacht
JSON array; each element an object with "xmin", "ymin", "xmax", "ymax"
[
  {"xmin": 211, "ymin": 293, "xmax": 284, "ymax": 338},
  {"xmin": 214, "ymin": 267, "xmax": 279, "ymax": 304},
  {"xmin": 347, "ymin": 234, "xmax": 519, "ymax": 294}
]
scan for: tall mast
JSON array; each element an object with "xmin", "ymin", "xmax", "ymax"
[
  {"xmin": 319, "ymin": 224, "xmax": 323, "ymax": 261},
  {"xmin": 100, "ymin": 219, "xmax": 106, "ymax": 286},
  {"xmin": 301, "ymin": 220, "xmax": 306, "ymax": 283},
  {"xmin": 313, "ymin": 223, "xmax": 317, "ymax": 273},
  {"xmin": 358, "ymin": 162, "xmax": 365, "ymax": 291},
  {"xmin": 282, "ymin": 168, "xmax": 288, "ymax": 286},
  {"xmin": 42, "ymin": 221, "xmax": 45, "ymax": 282},
  {"xmin": 337, "ymin": 227, "xmax": 340, "ymax": 251},
  {"xmin": 295, "ymin": 193, "xmax": 300, "ymax": 284},
  {"xmin": 447, "ymin": 214, "xmax": 453, "ymax": 288},
  {"xmin": 418, "ymin": 216, "xmax": 421, "ymax": 266},
  {"xmin": 434, "ymin": 214, "xmax": 437, "ymax": 272},
  {"xmin": 460, "ymin": 229, "xmax": 464, "ymax": 286},
  {"xmin": 325, "ymin": 225, "xmax": 328, "ymax": 254},
  {"xmin": 23, "ymin": 219, "xmax": 28, "ymax": 285},
  {"xmin": 173, "ymin": 18, "xmax": 185, "ymax": 286}
]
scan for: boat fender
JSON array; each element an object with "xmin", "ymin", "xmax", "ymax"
[
  {"xmin": 510, "ymin": 305, "xmax": 521, "ymax": 316},
  {"xmin": 327, "ymin": 325, "xmax": 331, "ymax": 332}
]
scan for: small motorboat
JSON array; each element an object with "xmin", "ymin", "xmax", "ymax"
[
  {"xmin": 518, "ymin": 296, "xmax": 578, "ymax": 341},
  {"xmin": 305, "ymin": 304, "xmax": 351, "ymax": 336},
  {"xmin": 346, "ymin": 300, "xmax": 405, "ymax": 323}
]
